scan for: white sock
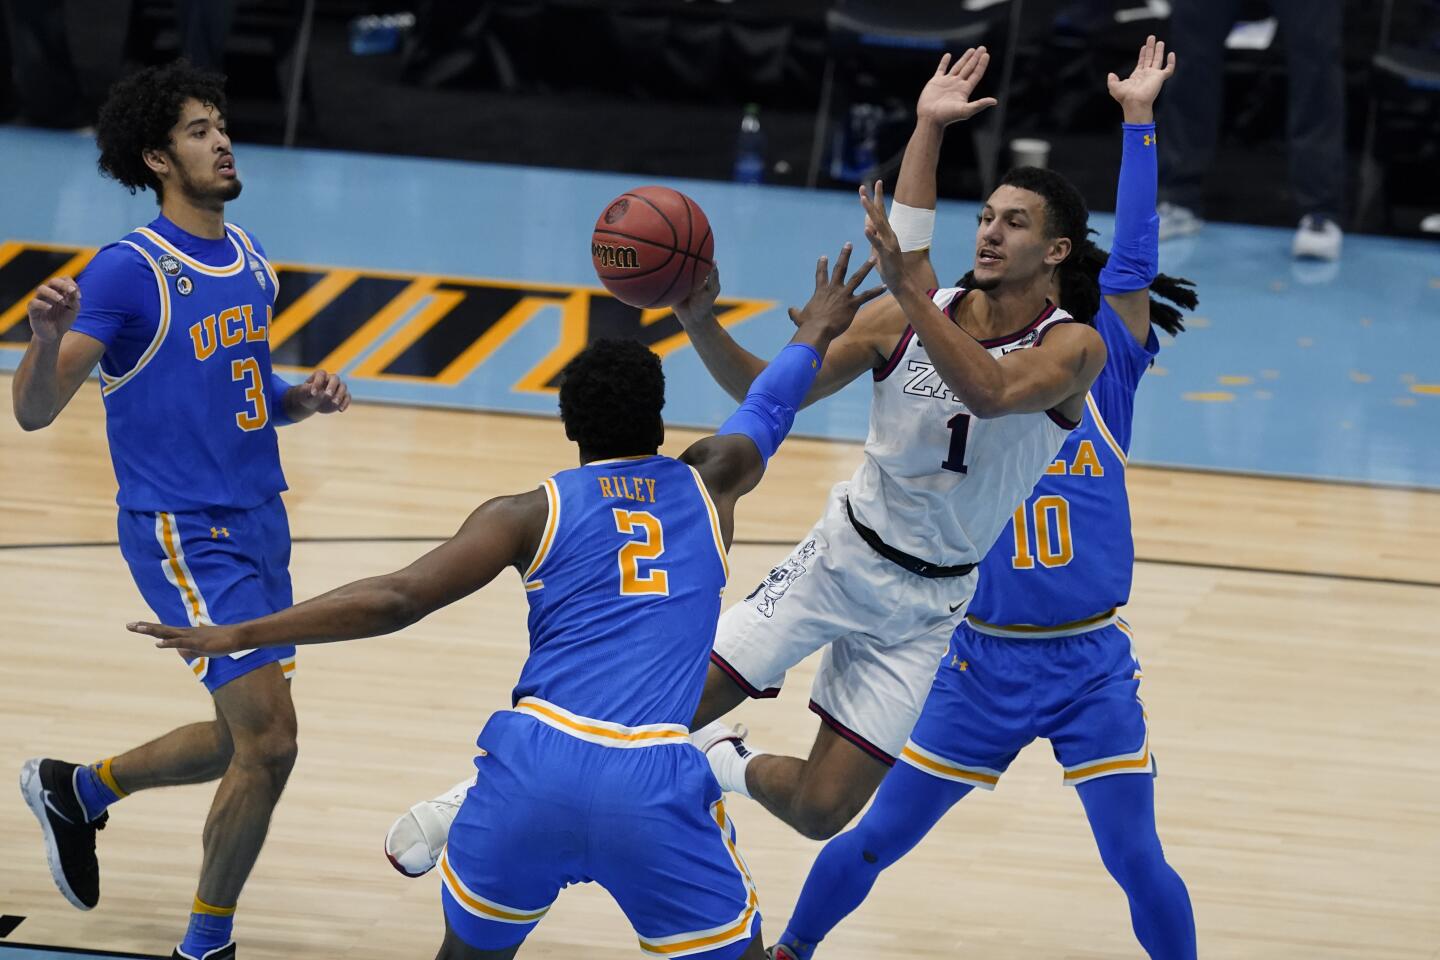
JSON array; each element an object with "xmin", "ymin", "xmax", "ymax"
[{"xmin": 707, "ymin": 738, "xmax": 766, "ymax": 800}]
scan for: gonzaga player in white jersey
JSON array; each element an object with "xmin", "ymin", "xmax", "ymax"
[
  {"xmin": 681, "ymin": 47, "xmax": 1109, "ymax": 842},
  {"xmin": 380, "ymin": 48, "xmax": 1105, "ymax": 863}
]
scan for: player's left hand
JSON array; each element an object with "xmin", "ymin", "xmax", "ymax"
[
  {"xmin": 859, "ymin": 180, "xmax": 908, "ymax": 290},
  {"xmin": 1107, "ymin": 35, "xmax": 1176, "ymax": 121},
  {"xmin": 916, "ymin": 47, "xmax": 999, "ymax": 128},
  {"xmin": 294, "ymin": 368, "xmax": 351, "ymax": 415},
  {"xmin": 127, "ymin": 620, "xmax": 248, "ymax": 658}
]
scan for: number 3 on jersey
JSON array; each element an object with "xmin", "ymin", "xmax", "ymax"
[
  {"xmin": 231, "ymin": 357, "xmax": 269, "ymax": 431},
  {"xmin": 613, "ymin": 509, "xmax": 669, "ymax": 596}
]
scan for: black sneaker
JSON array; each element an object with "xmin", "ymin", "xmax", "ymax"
[
  {"xmin": 173, "ymin": 944, "xmax": 236, "ymax": 960},
  {"xmin": 18, "ymin": 757, "xmax": 106, "ymax": 910}
]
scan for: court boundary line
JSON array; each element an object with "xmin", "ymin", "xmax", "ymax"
[
  {"xmin": 0, "ymin": 941, "xmax": 167, "ymax": 959},
  {"xmin": 0, "ymin": 537, "xmax": 1435, "ymax": 590}
]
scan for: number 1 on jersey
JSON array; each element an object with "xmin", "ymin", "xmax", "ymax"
[
  {"xmin": 941, "ymin": 413, "xmax": 971, "ymax": 474},
  {"xmin": 613, "ymin": 509, "xmax": 669, "ymax": 596}
]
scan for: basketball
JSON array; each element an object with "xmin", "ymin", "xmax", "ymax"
[{"xmin": 590, "ymin": 186, "xmax": 714, "ymax": 309}]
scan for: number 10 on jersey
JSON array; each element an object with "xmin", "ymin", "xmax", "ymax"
[{"xmin": 1010, "ymin": 495, "xmax": 1074, "ymax": 569}]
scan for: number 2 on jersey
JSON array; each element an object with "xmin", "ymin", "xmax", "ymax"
[
  {"xmin": 1010, "ymin": 495, "xmax": 1074, "ymax": 568},
  {"xmin": 613, "ymin": 509, "xmax": 669, "ymax": 596},
  {"xmin": 231, "ymin": 357, "xmax": 269, "ymax": 431}
]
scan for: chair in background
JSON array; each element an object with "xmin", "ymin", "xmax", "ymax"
[{"xmin": 806, "ymin": 0, "xmax": 1027, "ymax": 192}]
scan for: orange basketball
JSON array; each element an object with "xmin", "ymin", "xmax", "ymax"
[{"xmin": 591, "ymin": 186, "xmax": 714, "ymax": 309}]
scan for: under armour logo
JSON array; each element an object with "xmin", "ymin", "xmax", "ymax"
[
  {"xmin": 210, "ymin": 527, "xmax": 230, "ymax": 539},
  {"xmin": 1143, "ymin": 134, "xmax": 1155, "ymax": 147},
  {"xmin": 950, "ymin": 655, "xmax": 969, "ymax": 671}
]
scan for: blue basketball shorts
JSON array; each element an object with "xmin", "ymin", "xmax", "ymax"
[
  {"xmin": 439, "ymin": 699, "xmax": 761, "ymax": 959},
  {"xmin": 900, "ymin": 619, "xmax": 1155, "ymax": 789},
  {"xmin": 116, "ymin": 496, "xmax": 295, "ymax": 693}
]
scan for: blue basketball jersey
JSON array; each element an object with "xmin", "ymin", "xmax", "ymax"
[
  {"xmin": 513, "ymin": 455, "xmax": 730, "ymax": 728},
  {"xmin": 965, "ymin": 301, "xmax": 1159, "ymax": 628},
  {"xmin": 72, "ymin": 216, "xmax": 288, "ymax": 512}
]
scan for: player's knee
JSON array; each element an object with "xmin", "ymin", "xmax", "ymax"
[
  {"xmin": 234, "ymin": 716, "xmax": 299, "ymax": 784},
  {"xmin": 791, "ymin": 797, "xmax": 862, "ymax": 841},
  {"xmin": 1097, "ymin": 832, "xmax": 1166, "ymax": 890}
]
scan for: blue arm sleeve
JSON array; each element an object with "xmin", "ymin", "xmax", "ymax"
[
  {"xmin": 715, "ymin": 343, "xmax": 822, "ymax": 464},
  {"xmin": 267, "ymin": 372, "xmax": 294, "ymax": 426},
  {"xmin": 1100, "ymin": 123, "xmax": 1159, "ymax": 295}
]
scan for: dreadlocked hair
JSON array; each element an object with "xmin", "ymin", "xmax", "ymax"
[
  {"xmin": 961, "ymin": 166, "xmax": 1199, "ymax": 335},
  {"xmin": 95, "ymin": 60, "xmax": 229, "ymax": 202}
]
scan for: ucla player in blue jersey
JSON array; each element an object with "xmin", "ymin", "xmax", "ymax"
[
  {"xmin": 13, "ymin": 62, "xmax": 350, "ymax": 960},
  {"xmin": 769, "ymin": 39, "xmax": 1201, "ymax": 960},
  {"xmin": 129, "ymin": 248, "xmax": 884, "ymax": 960}
]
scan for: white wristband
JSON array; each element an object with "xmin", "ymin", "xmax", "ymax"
[{"xmin": 889, "ymin": 200, "xmax": 936, "ymax": 253}]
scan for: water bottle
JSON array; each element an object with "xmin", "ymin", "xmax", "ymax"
[
  {"xmin": 349, "ymin": 13, "xmax": 415, "ymax": 56},
  {"xmin": 733, "ymin": 104, "xmax": 766, "ymax": 185}
]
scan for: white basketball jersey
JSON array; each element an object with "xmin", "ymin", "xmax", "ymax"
[{"xmin": 846, "ymin": 286, "xmax": 1080, "ymax": 568}]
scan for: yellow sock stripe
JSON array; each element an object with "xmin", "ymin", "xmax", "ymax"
[
  {"xmin": 192, "ymin": 896, "xmax": 237, "ymax": 917},
  {"xmin": 93, "ymin": 758, "xmax": 128, "ymax": 798}
]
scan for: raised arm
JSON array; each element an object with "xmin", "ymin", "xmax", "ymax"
[
  {"xmin": 673, "ymin": 264, "xmax": 897, "ymax": 410},
  {"xmin": 682, "ymin": 244, "xmax": 884, "ymax": 537},
  {"xmin": 130, "ymin": 491, "xmax": 547, "ymax": 656},
  {"xmin": 12, "ymin": 278, "xmax": 105, "ymax": 430},
  {"xmin": 861, "ymin": 180, "xmax": 1106, "ymax": 421},
  {"xmin": 892, "ymin": 47, "xmax": 999, "ymax": 292},
  {"xmin": 1102, "ymin": 35, "xmax": 1176, "ymax": 344}
]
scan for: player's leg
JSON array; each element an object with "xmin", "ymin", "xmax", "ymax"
[
  {"xmin": 1044, "ymin": 622, "xmax": 1195, "ymax": 960},
  {"xmin": 434, "ymin": 921, "xmax": 519, "ymax": 960},
  {"xmin": 174, "ymin": 660, "xmax": 297, "ymax": 958},
  {"xmin": 1076, "ymin": 774, "xmax": 1196, "ymax": 960},
  {"xmin": 773, "ymin": 763, "xmax": 973, "ymax": 958},
  {"xmin": 774, "ymin": 624, "xmax": 1029, "ymax": 957},
  {"xmin": 597, "ymin": 745, "xmax": 763, "ymax": 960},
  {"xmin": 707, "ymin": 578, "xmax": 974, "ymax": 840}
]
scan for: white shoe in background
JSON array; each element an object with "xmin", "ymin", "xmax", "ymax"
[{"xmin": 1292, "ymin": 215, "xmax": 1343, "ymax": 261}]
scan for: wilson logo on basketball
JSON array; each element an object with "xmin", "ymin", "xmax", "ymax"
[
  {"xmin": 603, "ymin": 198, "xmax": 630, "ymax": 224},
  {"xmin": 592, "ymin": 241, "xmax": 640, "ymax": 270}
]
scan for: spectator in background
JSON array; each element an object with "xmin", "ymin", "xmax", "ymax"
[{"xmin": 1157, "ymin": 0, "xmax": 1346, "ymax": 260}]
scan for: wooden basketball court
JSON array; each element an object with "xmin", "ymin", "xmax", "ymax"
[{"xmin": 2, "ymin": 379, "xmax": 1436, "ymax": 959}]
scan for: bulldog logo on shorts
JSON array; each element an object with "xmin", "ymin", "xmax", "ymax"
[{"xmin": 746, "ymin": 539, "xmax": 817, "ymax": 618}]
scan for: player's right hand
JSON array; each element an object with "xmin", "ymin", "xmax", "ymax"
[
  {"xmin": 128, "ymin": 620, "xmax": 249, "ymax": 658},
  {"xmin": 788, "ymin": 242, "xmax": 885, "ymax": 340},
  {"xmin": 673, "ymin": 265, "xmax": 721, "ymax": 326},
  {"xmin": 26, "ymin": 277, "xmax": 81, "ymax": 344}
]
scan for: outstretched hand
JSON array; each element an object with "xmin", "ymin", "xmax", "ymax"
[
  {"xmin": 1107, "ymin": 35, "xmax": 1176, "ymax": 123},
  {"xmin": 916, "ymin": 47, "xmax": 999, "ymax": 127},
  {"xmin": 858, "ymin": 180, "xmax": 908, "ymax": 290},
  {"xmin": 787, "ymin": 243, "xmax": 886, "ymax": 341},
  {"xmin": 128, "ymin": 620, "xmax": 249, "ymax": 659}
]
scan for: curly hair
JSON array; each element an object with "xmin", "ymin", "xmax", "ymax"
[
  {"xmin": 558, "ymin": 340, "xmax": 666, "ymax": 458},
  {"xmin": 961, "ymin": 166, "xmax": 1197, "ymax": 336},
  {"xmin": 95, "ymin": 60, "xmax": 229, "ymax": 201}
]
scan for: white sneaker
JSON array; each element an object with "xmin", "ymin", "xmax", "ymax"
[
  {"xmin": 690, "ymin": 720, "xmax": 747, "ymax": 755},
  {"xmin": 1292, "ymin": 215, "xmax": 1343, "ymax": 261},
  {"xmin": 1157, "ymin": 202, "xmax": 1204, "ymax": 241},
  {"xmin": 383, "ymin": 775, "xmax": 474, "ymax": 877}
]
